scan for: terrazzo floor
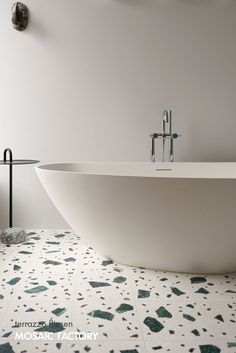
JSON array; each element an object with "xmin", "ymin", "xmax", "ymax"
[{"xmin": 0, "ymin": 230, "xmax": 235, "ymax": 353}]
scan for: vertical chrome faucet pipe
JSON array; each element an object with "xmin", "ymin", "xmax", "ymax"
[
  {"xmin": 168, "ymin": 110, "xmax": 174, "ymax": 162},
  {"xmin": 162, "ymin": 110, "xmax": 169, "ymax": 162},
  {"xmin": 151, "ymin": 136, "xmax": 155, "ymax": 162}
]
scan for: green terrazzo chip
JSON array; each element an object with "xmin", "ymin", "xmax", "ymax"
[
  {"xmin": 195, "ymin": 288, "xmax": 209, "ymax": 294},
  {"xmin": 7, "ymin": 277, "xmax": 21, "ymax": 285},
  {"xmin": 13, "ymin": 265, "xmax": 21, "ymax": 271},
  {"xmin": 102, "ymin": 259, "xmax": 113, "ymax": 266},
  {"xmin": 18, "ymin": 251, "xmax": 32, "ymax": 254},
  {"xmin": 143, "ymin": 317, "xmax": 164, "ymax": 333},
  {"xmin": 64, "ymin": 257, "xmax": 76, "ymax": 262},
  {"xmin": 25, "ymin": 286, "xmax": 48, "ymax": 294},
  {"xmin": 156, "ymin": 306, "xmax": 172, "ymax": 318},
  {"xmin": 55, "ymin": 234, "xmax": 66, "ymax": 238},
  {"xmin": 88, "ymin": 310, "xmax": 114, "ymax": 321},
  {"xmin": 116, "ymin": 303, "xmax": 134, "ymax": 313},
  {"xmin": 43, "ymin": 260, "xmax": 62, "ymax": 266},
  {"xmin": 215, "ymin": 314, "xmax": 224, "ymax": 322},
  {"xmin": 113, "ymin": 276, "xmax": 126, "ymax": 283},
  {"xmin": 138, "ymin": 289, "xmax": 150, "ymax": 298},
  {"xmin": 190, "ymin": 276, "xmax": 207, "ymax": 284},
  {"xmin": 228, "ymin": 343, "xmax": 236, "ymax": 348},
  {"xmin": 89, "ymin": 281, "xmax": 111, "ymax": 288},
  {"xmin": 46, "ymin": 250, "xmax": 60, "ymax": 254},
  {"xmin": 183, "ymin": 314, "xmax": 196, "ymax": 322},
  {"xmin": 0, "ymin": 342, "xmax": 15, "ymax": 353},
  {"xmin": 35, "ymin": 322, "xmax": 65, "ymax": 333},
  {"xmin": 56, "ymin": 342, "xmax": 62, "ymax": 350},
  {"xmin": 52, "ymin": 307, "xmax": 66, "ymax": 317},
  {"xmin": 199, "ymin": 345, "xmax": 221, "ymax": 353},
  {"xmin": 191, "ymin": 329, "xmax": 200, "ymax": 336},
  {"xmin": 171, "ymin": 287, "xmax": 185, "ymax": 296}
]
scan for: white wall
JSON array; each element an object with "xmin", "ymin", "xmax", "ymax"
[{"xmin": 0, "ymin": 0, "xmax": 236, "ymax": 228}]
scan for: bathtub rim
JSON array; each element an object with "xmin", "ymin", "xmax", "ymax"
[{"xmin": 35, "ymin": 161, "xmax": 236, "ymax": 180}]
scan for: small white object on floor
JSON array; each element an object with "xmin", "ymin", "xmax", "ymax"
[{"xmin": 0, "ymin": 227, "xmax": 28, "ymax": 244}]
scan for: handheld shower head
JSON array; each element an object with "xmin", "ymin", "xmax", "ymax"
[{"xmin": 162, "ymin": 110, "xmax": 169, "ymax": 124}]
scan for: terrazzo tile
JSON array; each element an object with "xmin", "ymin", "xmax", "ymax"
[
  {"xmin": 144, "ymin": 339, "xmax": 236, "ymax": 352},
  {"xmin": 73, "ymin": 274, "xmax": 135, "ymax": 302},
  {"xmin": 75, "ymin": 246, "xmax": 133, "ymax": 280},
  {"xmin": 1, "ymin": 295, "xmax": 73, "ymax": 337},
  {"xmin": 133, "ymin": 268, "xmax": 236, "ymax": 300},
  {"xmin": 0, "ymin": 230, "xmax": 236, "ymax": 353},
  {"xmin": 131, "ymin": 267, "xmax": 236, "ymax": 302},
  {"xmin": 136, "ymin": 298, "xmax": 236, "ymax": 340},
  {"xmin": 0, "ymin": 339, "xmax": 68, "ymax": 353},
  {"xmin": 66, "ymin": 340, "xmax": 146, "ymax": 353},
  {"xmin": 70, "ymin": 296, "xmax": 141, "ymax": 340}
]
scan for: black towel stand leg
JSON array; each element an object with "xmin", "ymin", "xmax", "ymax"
[{"xmin": 3, "ymin": 148, "xmax": 13, "ymax": 228}]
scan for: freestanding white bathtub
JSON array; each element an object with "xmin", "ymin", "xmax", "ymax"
[{"xmin": 36, "ymin": 162, "xmax": 236, "ymax": 274}]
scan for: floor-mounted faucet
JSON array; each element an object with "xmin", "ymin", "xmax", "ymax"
[{"xmin": 150, "ymin": 110, "xmax": 180, "ymax": 162}]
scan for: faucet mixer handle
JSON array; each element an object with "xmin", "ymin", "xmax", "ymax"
[
  {"xmin": 150, "ymin": 132, "xmax": 181, "ymax": 139},
  {"xmin": 150, "ymin": 133, "xmax": 161, "ymax": 139},
  {"xmin": 172, "ymin": 133, "xmax": 181, "ymax": 139}
]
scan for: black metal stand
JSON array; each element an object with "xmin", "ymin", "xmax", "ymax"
[
  {"xmin": 3, "ymin": 149, "xmax": 13, "ymax": 227},
  {"xmin": 0, "ymin": 148, "xmax": 39, "ymax": 228}
]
